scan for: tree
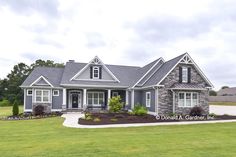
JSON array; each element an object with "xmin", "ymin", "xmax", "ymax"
[
  {"xmin": 109, "ymin": 96, "xmax": 123, "ymax": 113},
  {"xmin": 30, "ymin": 59, "xmax": 64, "ymax": 70},
  {"xmin": 12, "ymin": 100, "xmax": 19, "ymax": 116},
  {"xmin": 209, "ymin": 90, "xmax": 217, "ymax": 96},
  {"xmin": 221, "ymin": 86, "xmax": 229, "ymax": 89}
]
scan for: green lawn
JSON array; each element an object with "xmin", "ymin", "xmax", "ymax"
[
  {"xmin": 209, "ymin": 102, "xmax": 236, "ymax": 106},
  {"xmin": 0, "ymin": 106, "xmax": 23, "ymax": 117},
  {"xmin": 0, "ymin": 116, "xmax": 236, "ymax": 157}
]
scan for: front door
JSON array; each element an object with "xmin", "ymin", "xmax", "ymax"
[{"xmin": 70, "ymin": 92, "xmax": 81, "ymax": 108}]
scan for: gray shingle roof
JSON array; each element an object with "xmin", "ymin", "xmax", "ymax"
[
  {"xmin": 142, "ymin": 53, "xmax": 186, "ymax": 87},
  {"xmin": 21, "ymin": 67, "xmax": 65, "ymax": 87}
]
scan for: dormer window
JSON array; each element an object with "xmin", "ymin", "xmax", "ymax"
[
  {"xmin": 93, "ymin": 66, "xmax": 99, "ymax": 78},
  {"xmin": 182, "ymin": 67, "xmax": 188, "ymax": 83},
  {"xmin": 179, "ymin": 66, "xmax": 191, "ymax": 83}
]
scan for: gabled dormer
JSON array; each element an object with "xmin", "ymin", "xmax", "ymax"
[{"xmin": 70, "ymin": 56, "xmax": 120, "ymax": 82}]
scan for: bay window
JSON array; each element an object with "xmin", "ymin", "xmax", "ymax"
[{"xmin": 178, "ymin": 92, "xmax": 198, "ymax": 107}]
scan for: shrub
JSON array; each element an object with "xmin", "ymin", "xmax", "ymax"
[
  {"xmin": 0, "ymin": 99, "xmax": 11, "ymax": 107},
  {"xmin": 12, "ymin": 101, "xmax": 19, "ymax": 116},
  {"xmin": 189, "ymin": 106, "xmax": 204, "ymax": 116},
  {"xmin": 109, "ymin": 96, "xmax": 124, "ymax": 113},
  {"xmin": 110, "ymin": 118, "xmax": 118, "ymax": 122},
  {"xmin": 132, "ymin": 104, "xmax": 147, "ymax": 116},
  {"xmin": 93, "ymin": 117, "xmax": 101, "ymax": 122},
  {"xmin": 209, "ymin": 113, "xmax": 216, "ymax": 117},
  {"xmin": 33, "ymin": 105, "xmax": 45, "ymax": 116}
]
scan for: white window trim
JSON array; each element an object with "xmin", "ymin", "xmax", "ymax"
[
  {"xmin": 146, "ymin": 92, "xmax": 151, "ymax": 107},
  {"xmin": 87, "ymin": 92, "xmax": 104, "ymax": 106},
  {"xmin": 182, "ymin": 67, "xmax": 188, "ymax": 83},
  {"xmin": 93, "ymin": 66, "xmax": 100, "ymax": 79},
  {"xmin": 35, "ymin": 89, "xmax": 51, "ymax": 103},
  {"xmin": 53, "ymin": 90, "xmax": 59, "ymax": 96},
  {"xmin": 112, "ymin": 92, "xmax": 119, "ymax": 97},
  {"xmin": 178, "ymin": 92, "xmax": 198, "ymax": 108},
  {"xmin": 27, "ymin": 89, "xmax": 32, "ymax": 96}
]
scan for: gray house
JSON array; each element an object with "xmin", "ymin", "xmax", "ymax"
[{"xmin": 20, "ymin": 53, "xmax": 213, "ymax": 115}]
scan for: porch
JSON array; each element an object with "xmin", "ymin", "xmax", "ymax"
[{"xmin": 61, "ymin": 88, "xmax": 129, "ymax": 111}]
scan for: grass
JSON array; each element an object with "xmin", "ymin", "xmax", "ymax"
[
  {"xmin": 0, "ymin": 106, "xmax": 23, "ymax": 117},
  {"xmin": 0, "ymin": 107, "xmax": 236, "ymax": 157},
  {"xmin": 209, "ymin": 102, "xmax": 236, "ymax": 106}
]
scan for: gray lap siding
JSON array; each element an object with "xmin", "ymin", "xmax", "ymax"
[
  {"xmin": 25, "ymin": 94, "xmax": 32, "ymax": 110},
  {"xmin": 52, "ymin": 89, "xmax": 63, "ymax": 109},
  {"xmin": 134, "ymin": 89, "xmax": 156, "ymax": 112}
]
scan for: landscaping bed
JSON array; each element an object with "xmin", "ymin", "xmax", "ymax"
[{"xmin": 79, "ymin": 112, "xmax": 236, "ymax": 125}]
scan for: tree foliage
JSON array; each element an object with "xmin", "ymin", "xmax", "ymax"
[
  {"xmin": 209, "ymin": 90, "xmax": 217, "ymax": 96},
  {"xmin": 0, "ymin": 59, "xmax": 64, "ymax": 105},
  {"xmin": 221, "ymin": 86, "xmax": 229, "ymax": 89}
]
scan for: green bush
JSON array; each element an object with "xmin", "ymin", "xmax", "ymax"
[
  {"xmin": 132, "ymin": 104, "xmax": 148, "ymax": 116},
  {"xmin": 109, "ymin": 96, "xmax": 124, "ymax": 113},
  {"xmin": 110, "ymin": 118, "xmax": 118, "ymax": 122},
  {"xmin": 93, "ymin": 117, "xmax": 101, "ymax": 122},
  {"xmin": 12, "ymin": 101, "xmax": 19, "ymax": 116},
  {"xmin": 0, "ymin": 99, "xmax": 11, "ymax": 107}
]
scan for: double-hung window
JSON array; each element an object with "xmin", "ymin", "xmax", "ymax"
[
  {"xmin": 93, "ymin": 66, "xmax": 99, "ymax": 78},
  {"xmin": 146, "ymin": 92, "xmax": 151, "ymax": 107},
  {"xmin": 35, "ymin": 90, "xmax": 50, "ymax": 103},
  {"xmin": 178, "ymin": 92, "xmax": 198, "ymax": 107},
  {"xmin": 182, "ymin": 67, "xmax": 188, "ymax": 83},
  {"xmin": 87, "ymin": 92, "xmax": 104, "ymax": 106}
]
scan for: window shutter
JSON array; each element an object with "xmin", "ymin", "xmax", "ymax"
[
  {"xmin": 179, "ymin": 67, "xmax": 182, "ymax": 83},
  {"xmin": 188, "ymin": 67, "xmax": 191, "ymax": 83},
  {"xmin": 90, "ymin": 66, "xmax": 93, "ymax": 79},
  {"xmin": 99, "ymin": 67, "xmax": 102, "ymax": 79}
]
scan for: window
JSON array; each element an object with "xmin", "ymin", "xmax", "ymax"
[
  {"xmin": 87, "ymin": 92, "xmax": 104, "ymax": 106},
  {"xmin": 182, "ymin": 67, "xmax": 188, "ymax": 83},
  {"xmin": 53, "ymin": 90, "xmax": 59, "ymax": 96},
  {"xmin": 146, "ymin": 92, "xmax": 151, "ymax": 107},
  {"xmin": 112, "ymin": 92, "xmax": 119, "ymax": 97},
  {"xmin": 35, "ymin": 90, "xmax": 50, "ymax": 103},
  {"xmin": 93, "ymin": 66, "xmax": 99, "ymax": 78},
  {"xmin": 27, "ymin": 89, "xmax": 32, "ymax": 96},
  {"xmin": 178, "ymin": 92, "xmax": 198, "ymax": 107}
]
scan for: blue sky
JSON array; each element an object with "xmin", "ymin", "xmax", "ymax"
[{"xmin": 0, "ymin": 0, "xmax": 236, "ymax": 90}]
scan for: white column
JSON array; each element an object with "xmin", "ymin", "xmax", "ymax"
[
  {"xmin": 24, "ymin": 89, "xmax": 26, "ymax": 112},
  {"xmin": 107, "ymin": 89, "xmax": 111, "ymax": 109},
  {"xmin": 154, "ymin": 87, "xmax": 158, "ymax": 115},
  {"xmin": 62, "ymin": 88, "xmax": 67, "ymax": 110},
  {"xmin": 83, "ymin": 89, "xmax": 87, "ymax": 109},
  {"xmin": 125, "ymin": 90, "xmax": 129, "ymax": 105},
  {"xmin": 131, "ymin": 89, "xmax": 134, "ymax": 109}
]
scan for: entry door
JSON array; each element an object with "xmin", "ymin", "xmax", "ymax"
[{"xmin": 72, "ymin": 93, "xmax": 80, "ymax": 108}]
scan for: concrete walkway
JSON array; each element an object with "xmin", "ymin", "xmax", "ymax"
[
  {"xmin": 61, "ymin": 113, "xmax": 236, "ymax": 129},
  {"xmin": 210, "ymin": 105, "xmax": 236, "ymax": 115}
]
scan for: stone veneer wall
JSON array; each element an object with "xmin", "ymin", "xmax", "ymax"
[
  {"xmin": 32, "ymin": 103, "xmax": 51, "ymax": 113},
  {"xmin": 158, "ymin": 63, "xmax": 209, "ymax": 115}
]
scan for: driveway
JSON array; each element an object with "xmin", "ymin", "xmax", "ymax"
[{"xmin": 210, "ymin": 105, "xmax": 236, "ymax": 115}]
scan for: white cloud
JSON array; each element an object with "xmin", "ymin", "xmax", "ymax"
[{"xmin": 0, "ymin": 0, "xmax": 235, "ymax": 90}]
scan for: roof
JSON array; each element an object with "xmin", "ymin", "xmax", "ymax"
[
  {"xmin": 21, "ymin": 67, "xmax": 64, "ymax": 87},
  {"xmin": 218, "ymin": 87, "xmax": 236, "ymax": 96},
  {"xmin": 170, "ymin": 83, "xmax": 206, "ymax": 90},
  {"xmin": 21, "ymin": 53, "xmax": 213, "ymax": 89}
]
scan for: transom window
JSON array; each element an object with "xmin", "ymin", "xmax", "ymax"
[
  {"xmin": 182, "ymin": 67, "xmax": 188, "ymax": 83},
  {"xmin": 87, "ymin": 92, "xmax": 104, "ymax": 106},
  {"xmin": 146, "ymin": 92, "xmax": 151, "ymax": 107},
  {"xmin": 178, "ymin": 92, "xmax": 198, "ymax": 107},
  {"xmin": 35, "ymin": 90, "xmax": 50, "ymax": 103},
  {"xmin": 93, "ymin": 66, "xmax": 99, "ymax": 78}
]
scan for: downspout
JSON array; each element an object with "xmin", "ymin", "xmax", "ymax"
[{"xmin": 171, "ymin": 89, "xmax": 175, "ymax": 114}]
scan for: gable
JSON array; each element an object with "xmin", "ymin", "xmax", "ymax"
[
  {"xmin": 70, "ymin": 56, "xmax": 120, "ymax": 82},
  {"xmin": 30, "ymin": 76, "xmax": 53, "ymax": 87}
]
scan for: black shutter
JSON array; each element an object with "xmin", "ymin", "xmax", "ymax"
[
  {"xmin": 99, "ymin": 67, "xmax": 102, "ymax": 79},
  {"xmin": 179, "ymin": 67, "xmax": 182, "ymax": 83},
  {"xmin": 188, "ymin": 67, "xmax": 191, "ymax": 83},
  {"xmin": 90, "ymin": 66, "xmax": 93, "ymax": 79}
]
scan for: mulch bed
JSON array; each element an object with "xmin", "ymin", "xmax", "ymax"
[{"xmin": 79, "ymin": 113, "xmax": 236, "ymax": 125}]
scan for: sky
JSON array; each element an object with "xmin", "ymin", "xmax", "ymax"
[{"xmin": 0, "ymin": 0, "xmax": 236, "ymax": 90}]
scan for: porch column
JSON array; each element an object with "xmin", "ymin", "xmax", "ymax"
[
  {"xmin": 62, "ymin": 88, "xmax": 67, "ymax": 111},
  {"xmin": 125, "ymin": 90, "xmax": 129, "ymax": 105},
  {"xmin": 83, "ymin": 89, "xmax": 87, "ymax": 108},
  {"xmin": 107, "ymin": 89, "xmax": 111, "ymax": 109},
  {"xmin": 131, "ymin": 89, "xmax": 134, "ymax": 109}
]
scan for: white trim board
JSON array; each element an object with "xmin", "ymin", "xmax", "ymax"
[
  {"xmin": 30, "ymin": 75, "xmax": 54, "ymax": 87},
  {"xmin": 70, "ymin": 56, "xmax": 120, "ymax": 83},
  {"xmin": 156, "ymin": 53, "xmax": 214, "ymax": 88}
]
